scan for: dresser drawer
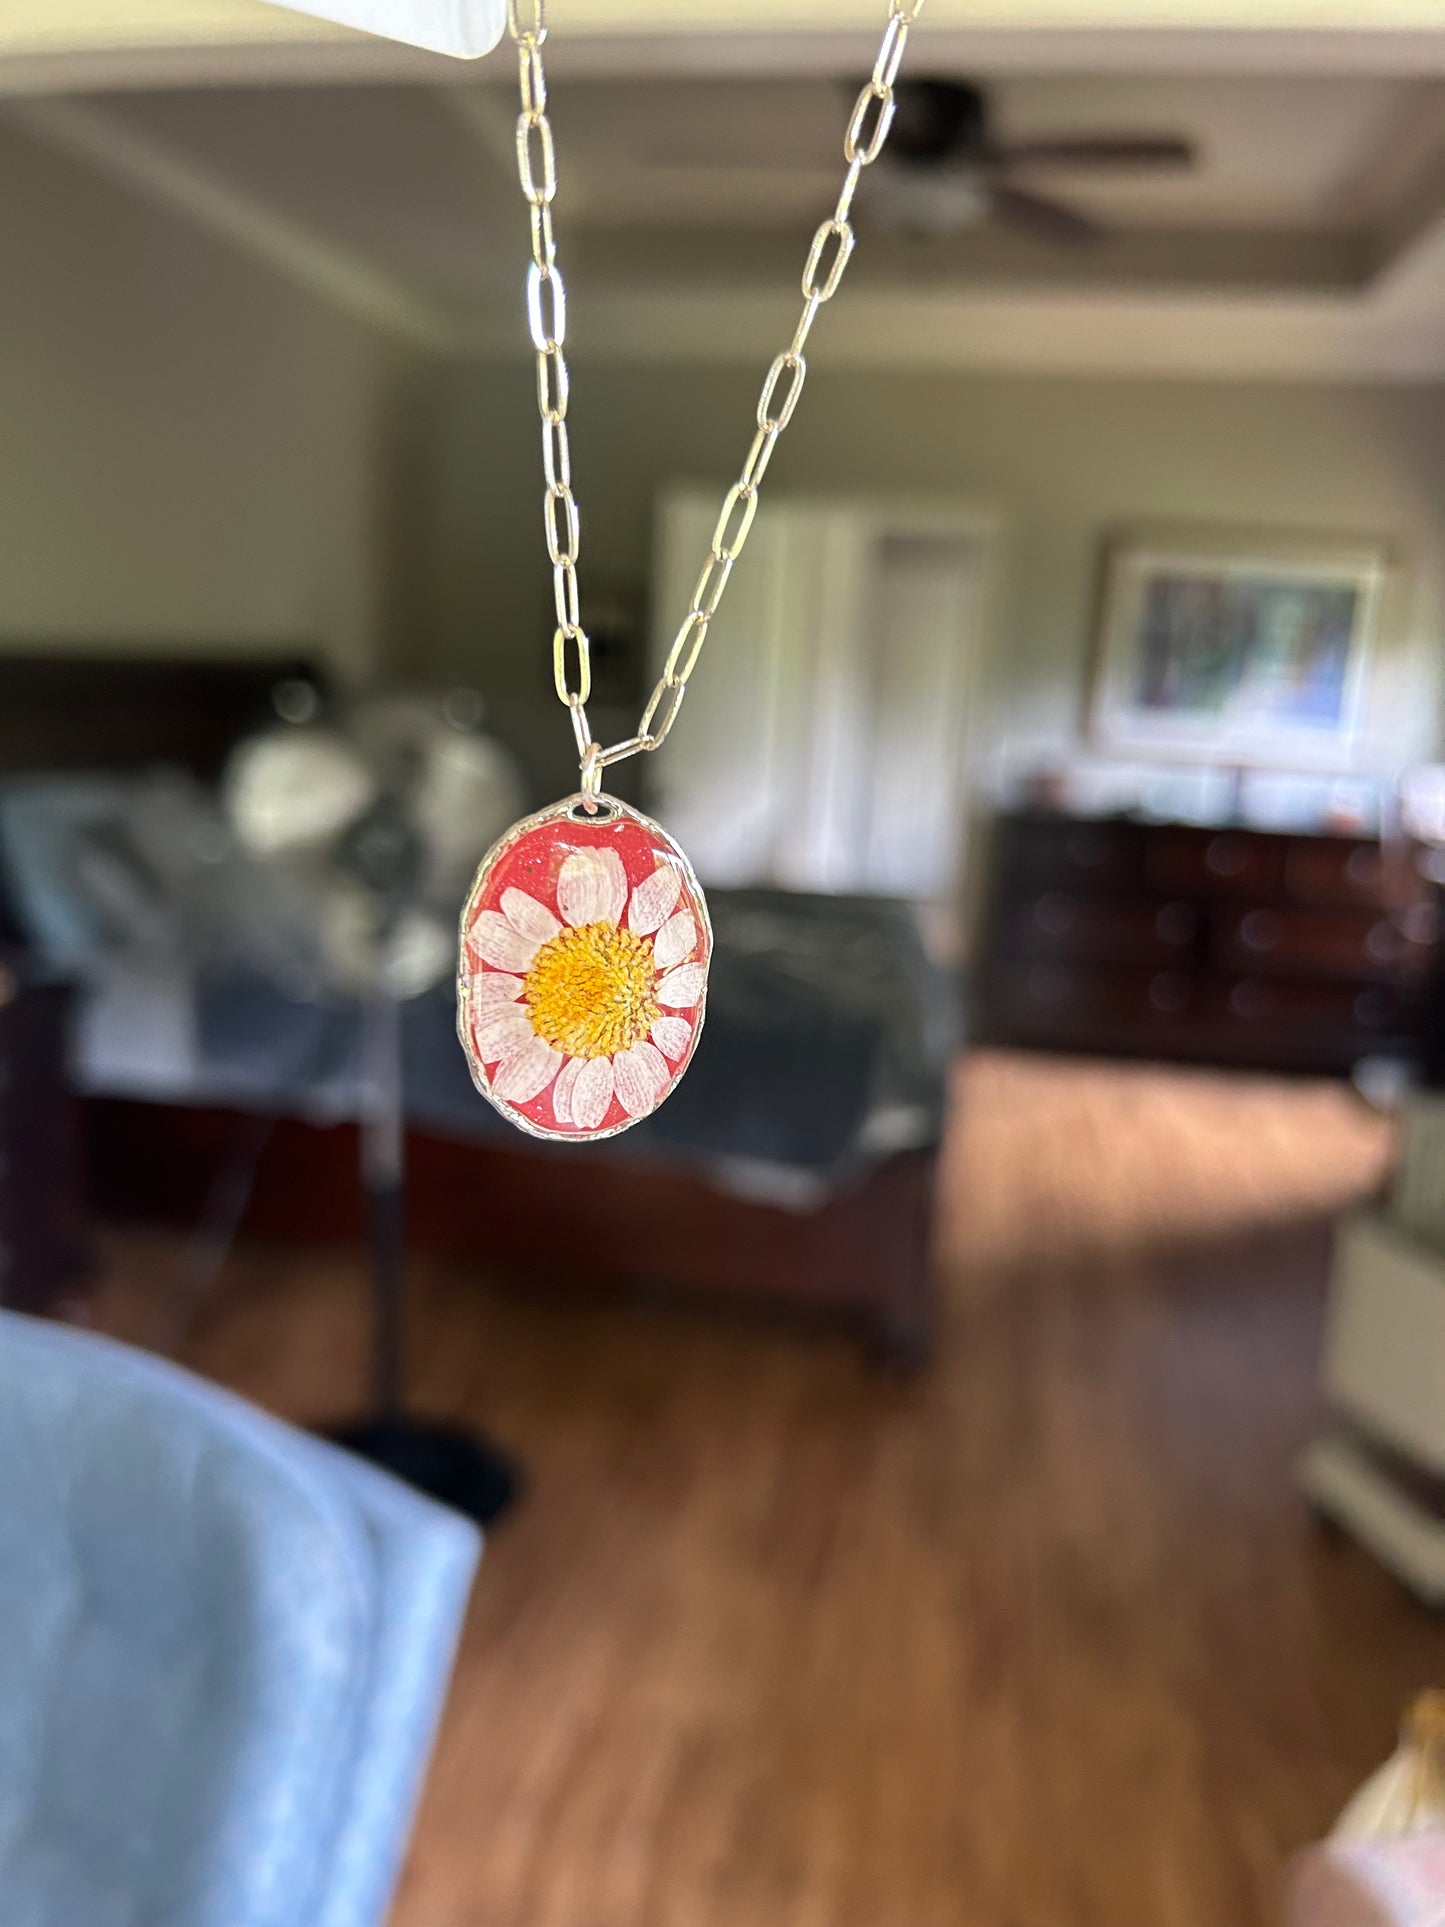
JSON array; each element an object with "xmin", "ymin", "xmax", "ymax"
[
  {"xmin": 988, "ymin": 961, "xmax": 1204, "ymax": 1033},
  {"xmin": 1213, "ymin": 906, "xmax": 1431, "ymax": 982},
  {"xmin": 999, "ymin": 892, "xmax": 1200, "ymax": 966},
  {"xmin": 1146, "ymin": 828, "xmax": 1284, "ymax": 897},
  {"xmin": 979, "ymin": 810, "xmax": 1440, "ymax": 1073},
  {"xmin": 1000, "ymin": 816, "xmax": 1144, "ymax": 890},
  {"xmin": 1283, "ymin": 838, "xmax": 1416, "ymax": 909},
  {"xmin": 1206, "ymin": 975, "xmax": 1415, "ymax": 1036}
]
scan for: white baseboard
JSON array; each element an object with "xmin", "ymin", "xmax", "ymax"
[{"xmin": 1299, "ymin": 1430, "xmax": 1445, "ymax": 1607}]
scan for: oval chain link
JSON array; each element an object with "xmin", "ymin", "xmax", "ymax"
[{"xmin": 505, "ymin": 0, "xmax": 925, "ymax": 774}]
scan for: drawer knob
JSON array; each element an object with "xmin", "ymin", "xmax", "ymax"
[
  {"xmin": 1065, "ymin": 830, "xmax": 1108, "ymax": 869},
  {"xmin": 1401, "ymin": 903, "xmax": 1438, "ymax": 946},
  {"xmin": 1033, "ymin": 893, "xmax": 1078, "ymax": 936},
  {"xmin": 1240, "ymin": 910, "xmax": 1282, "ymax": 952},
  {"xmin": 1364, "ymin": 922, "xmax": 1399, "ymax": 965},
  {"xmin": 1156, "ymin": 902, "xmax": 1197, "ymax": 945},
  {"xmin": 1206, "ymin": 835, "xmax": 1248, "ymax": 877},
  {"xmin": 1149, "ymin": 972, "xmax": 1191, "ymax": 1014}
]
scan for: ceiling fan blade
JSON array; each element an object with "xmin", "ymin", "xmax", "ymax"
[
  {"xmin": 989, "ymin": 181, "xmax": 1106, "ymax": 246},
  {"xmin": 997, "ymin": 135, "xmax": 1196, "ymax": 171}
]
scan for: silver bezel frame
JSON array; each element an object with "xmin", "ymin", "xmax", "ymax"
[{"xmin": 456, "ymin": 792, "xmax": 713, "ymax": 1143}]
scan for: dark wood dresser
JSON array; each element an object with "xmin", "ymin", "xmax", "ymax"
[
  {"xmin": 976, "ymin": 812, "xmax": 1439, "ymax": 1075},
  {"xmin": 0, "ymin": 967, "xmax": 92, "ymax": 1312}
]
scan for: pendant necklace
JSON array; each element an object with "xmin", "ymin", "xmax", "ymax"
[{"xmin": 458, "ymin": 0, "xmax": 926, "ymax": 1141}]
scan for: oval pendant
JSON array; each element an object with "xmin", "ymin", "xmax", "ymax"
[{"xmin": 457, "ymin": 793, "xmax": 711, "ymax": 1142}]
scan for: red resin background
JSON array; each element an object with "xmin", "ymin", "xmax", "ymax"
[{"xmin": 462, "ymin": 810, "xmax": 710, "ymax": 1137}]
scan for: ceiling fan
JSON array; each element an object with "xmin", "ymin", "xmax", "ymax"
[{"xmin": 867, "ymin": 78, "xmax": 1197, "ymax": 246}]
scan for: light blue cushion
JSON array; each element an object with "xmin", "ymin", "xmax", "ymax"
[
  {"xmin": 0, "ymin": 776, "xmax": 133, "ymax": 966},
  {"xmin": 0, "ymin": 1313, "xmax": 480, "ymax": 1927}
]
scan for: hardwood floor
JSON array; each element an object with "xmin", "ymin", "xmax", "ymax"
[{"xmin": 94, "ymin": 1052, "xmax": 1441, "ymax": 1927}]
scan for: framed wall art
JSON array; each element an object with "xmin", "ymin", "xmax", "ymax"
[{"xmin": 1088, "ymin": 526, "xmax": 1389, "ymax": 769}]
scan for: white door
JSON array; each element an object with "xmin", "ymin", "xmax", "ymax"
[
  {"xmin": 650, "ymin": 489, "xmax": 990, "ymax": 903},
  {"xmin": 857, "ymin": 531, "xmax": 981, "ymax": 899},
  {"xmin": 649, "ymin": 489, "xmax": 795, "ymax": 886}
]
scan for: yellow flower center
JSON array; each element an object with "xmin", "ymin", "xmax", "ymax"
[{"xmin": 523, "ymin": 920, "xmax": 659, "ymax": 1059}]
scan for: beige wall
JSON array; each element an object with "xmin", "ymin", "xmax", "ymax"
[
  {"xmin": 0, "ymin": 121, "xmax": 404, "ymax": 675},
  {"xmin": 415, "ymin": 355, "xmax": 1445, "ymax": 801}
]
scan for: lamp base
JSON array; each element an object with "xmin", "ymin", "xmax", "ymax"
[{"xmin": 332, "ymin": 1415, "xmax": 520, "ymax": 1526}]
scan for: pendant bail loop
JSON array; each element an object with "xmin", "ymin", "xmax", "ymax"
[{"xmin": 579, "ymin": 740, "xmax": 603, "ymax": 812}]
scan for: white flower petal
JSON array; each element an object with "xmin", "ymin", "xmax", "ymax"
[
  {"xmin": 557, "ymin": 846, "xmax": 627, "ymax": 929},
  {"xmin": 655, "ymin": 962, "xmax": 706, "ymax": 1009},
  {"xmin": 470, "ymin": 971, "xmax": 523, "ymax": 1003},
  {"xmin": 652, "ymin": 910, "xmax": 696, "ymax": 973},
  {"xmin": 627, "ymin": 861, "xmax": 681, "ymax": 936},
  {"xmin": 493, "ymin": 1033, "xmax": 562, "ymax": 1103},
  {"xmin": 570, "ymin": 1055, "xmax": 615, "ymax": 1131},
  {"xmin": 641, "ymin": 1041, "xmax": 671, "ymax": 1089},
  {"xmin": 651, "ymin": 1016, "xmax": 691, "ymax": 1062},
  {"xmin": 552, "ymin": 1054, "xmax": 584, "ymax": 1126},
  {"xmin": 471, "ymin": 910, "xmax": 541, "ymax": 974},
  {"xmin": 472, "ymin": 1002, "xmax": 534, "ymax": 1061},
  {"xmin": 613, "ymin": 1042, "xmax": 668, "ymax": 1118},
  {"xmin": 502, "ymin": 888, "xmax": 560, "ymax": 947}
]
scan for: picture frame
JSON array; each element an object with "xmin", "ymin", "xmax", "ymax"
[{"xmin": 1087, "ymin": 525, "xmax": 1389, "ymax": 769}]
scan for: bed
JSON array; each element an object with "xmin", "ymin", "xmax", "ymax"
[{"xmin": 0, "ymin": 652, "xmax": 953, "ymax": 1359}]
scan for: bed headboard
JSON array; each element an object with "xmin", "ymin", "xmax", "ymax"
[{"xmin": 0, "ymin": 653, "xmax": 325, "ymax": 780}]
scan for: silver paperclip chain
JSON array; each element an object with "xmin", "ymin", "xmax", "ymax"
[{"xmin": 504, "ymin": 0, "xmax": 926, "ymax": 795}]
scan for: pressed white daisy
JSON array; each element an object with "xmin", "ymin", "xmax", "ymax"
[{"xmin": 464, "ymin": 842, "xmax": 706, "ymax": 1133}]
